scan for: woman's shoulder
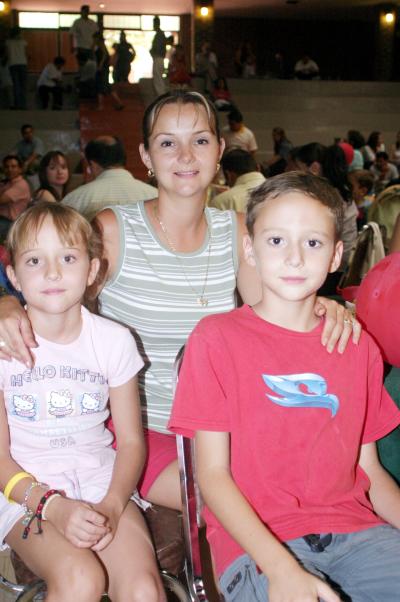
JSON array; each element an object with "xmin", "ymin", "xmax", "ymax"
[{"xmin": 34, "ymin": 189, "xmax": 56, "ymax": 203}]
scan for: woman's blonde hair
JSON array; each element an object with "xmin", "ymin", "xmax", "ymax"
[{"xmin": 7, "ymin": 202, "xmax": 105, "ymax": 310}]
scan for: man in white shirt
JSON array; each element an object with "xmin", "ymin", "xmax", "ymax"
[
  {"xmin": 210, "ymin": 149, "xmax": 265, "ymax": 212},
  {"xmin": 62, "ymin": 136, "xmax": 157, "ymax": 220},
  {"xmin": 222, "ymin": 109, "xmax": 258, "ymax": 157},
  {"xmin": 70, "ymin": 5, "xmax": 98, "ymax": 64},
  {"xmin": 37, "ymin": 56, "xmax": 65, "ymax": 110},
  {"xmin": 294, "ymin": 54, "xmax": 320, "ymax": 80}
]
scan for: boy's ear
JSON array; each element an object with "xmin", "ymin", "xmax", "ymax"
[
  {"xmin": 87, "ymin": 257, "xmax": 100, "ymax": 287},
  {"xmin": 6, "ymin": 265, "xmax": 21, "ymax": 292},
  {"xmin": 329, "ymin": 240, "xmax": 343, "ymax": 273},
  {"xmin": 139, "ymin": 143, "xmax": 152, "ymax": 172},
  {"xmin": 243, "ymin": 234, "xmax": 256, "ymax": 267}
]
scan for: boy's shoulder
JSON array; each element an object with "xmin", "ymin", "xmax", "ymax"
[{"xmin": 195, "ymin": 306, "xmax": 246, "ymax": 334}]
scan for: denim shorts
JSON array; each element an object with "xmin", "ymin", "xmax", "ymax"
[{"xmin": 219, "ymin": 525, "xmax": 400, "ymax": 601}]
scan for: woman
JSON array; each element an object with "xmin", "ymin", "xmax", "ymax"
[
  {"xmin": 362, "ymin": 131, "xmax": 384, "ymax": 169},
  {"xmin": 264, "ymin": 127, "xmax": 293, "ymax": 177},
  {"xmin": 34, "ymin": 151, "xmax": 70, "ymax": 203},
  {"xmin": 112, "ymin": 31, "xmax": 135, "ymax": 84},
  {"xmin": 0, "ymin": 91, "xmax": 360, "ymax": 511},
  {"xmin": 0, "ymin": 155, "xmax": 31, "ymax": 242}
]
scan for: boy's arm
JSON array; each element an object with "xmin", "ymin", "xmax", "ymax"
[
  {"xmin": 359, "ymin": 441, "xmax": 400, "ymax": 528},
  {"xmin": 195, "ymin": 430, "xmax": 340, "ymax": 602}
]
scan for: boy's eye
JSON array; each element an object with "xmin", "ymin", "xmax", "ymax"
[
  {"xmin": 63, "ymin": 255, "xmax": 76, "ymax": 263},
  {"xmin": 268, "ymin": 237, "xmax": 284, "ymax": 246},
  {"xmin": 307, "ymin": 239, "xmax": 321, "ymax": 248}
]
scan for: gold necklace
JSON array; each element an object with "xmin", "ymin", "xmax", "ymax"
[{"xmin": 154, "ymin": 207, "xmax": 212, "ymax": 307}]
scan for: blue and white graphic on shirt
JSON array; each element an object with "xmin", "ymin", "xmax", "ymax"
[
  {"xmin": 81, "ymin": 392, "xmax": 103, "ymax": 414},
  {"xmin": 47, "ymin": 390, "xmax": 74, "ymax": 418},
  {"xmin": 262, "ymin": 373, "xmax": 339, "ymax": 417}
]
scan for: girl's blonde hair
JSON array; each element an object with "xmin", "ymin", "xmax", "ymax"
[{"xmin": 7, "ymin": 202, "xmax": 105, "ymax": 310}]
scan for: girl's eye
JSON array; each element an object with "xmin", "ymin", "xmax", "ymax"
[{"xmin": 307, "ymin": 239, "xmax": 321, "ymax": 248}]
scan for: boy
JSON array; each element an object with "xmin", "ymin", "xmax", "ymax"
[{"xmin": 169, "ymin": 172, "xmax": 400, "ymax": 602}]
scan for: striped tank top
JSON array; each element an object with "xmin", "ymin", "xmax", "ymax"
[{"xmin": 99, "ymin": 201, "xmax": 238, "ymax": 433}]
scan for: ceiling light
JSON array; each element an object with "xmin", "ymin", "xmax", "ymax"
[
  {"xmin": 385, "ymin": 11, "xmax": 394, "ymax": 23},
  {"xmin": 200, "ymin": 6, "xmax": 209, "ymax": 16},
  {"xmin": 0, "ymin": 1, "xmax": 5, "ymax": 10},
  {"xmin": 99, "ymin": 2, "xmax": 105, "ymax": 7}
]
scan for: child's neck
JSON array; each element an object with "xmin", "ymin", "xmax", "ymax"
[
  {"xmin": 252, "ymin": 295, "xmax": 320, "ymax": 332},
  {"xmin": 27, "ymin": 306, "xmax": 83, "ymax": 344}
]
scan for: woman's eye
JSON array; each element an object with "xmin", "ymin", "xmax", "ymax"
[
  {"xmin": 196, "ymin": 137, "xmax": 209, "ymax": 145},
  {"xmin": 160, "ymin": 140, "xmax": 173, "ymax": 148}
]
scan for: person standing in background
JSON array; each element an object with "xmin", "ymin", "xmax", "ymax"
[
  {"xmin": 5, "ymin": 27, "xmax": 28, "ymax": 110},
  {"xmin": 70, "ymin": 5, "xmax": 98, "ymax": 66},
  {"xmin": 37, "ymin": 56, "xmax": 66, "ymax": 110},
  {"xmin": 150, "ymin": 16, "xmax": 167, "ymax": 96}
]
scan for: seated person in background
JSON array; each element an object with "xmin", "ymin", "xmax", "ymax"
[
  {"xmin": 294, "ymin": 54, "xmax": 320, "ymax": 79},
  {"xmin": 34, "ymin": 151, "xmax": 70, "ymax": 203},
  {"xmin": 62, "ymin": 135, "xmax": 157, "ymax": 220},
  {"xmin": 12, "ymin": 124, "xmax": 44, "ymax": 174},
  {"xmin": 0, "ymin": 155, "xmax": 31, "ymax": 241},
  {"xmin": 168, "ymin": 44, "xmax": 191, "ymax": 89},
  {"xmin": 370, "ymin": 151, "xmax": 399, "ymax": 195},
  {"xmin": 362, "ymin": 131, "xmax": 384, "ymax": 170},
  {"xmin": 263, "ymin": 127, "xmax": 293, "ymax": 177},
  {"xmin": 390, "ymin": 212, "xmax": 400, "ymax": 252},
  {"xmin": 195, "ymin": 41, "xmax": 218, "ymax": 92},
  {"xmin": 212, "ymin": 77, "xmax": 234, "ymax": 111},
  {"xmin": 169, "ymin": 171, "xmax": 400, "ymax": 602},
  {"xmin": 37, "ymin": 56, "xmax": 66, "ymax": 110},
  {"xmin": 368, "ymin": 183, "xmax": 400, "ymax": 244},
  {"xmin": 210, "ymin": 148, "xmax": 265, "ymax": 212},
  {"xmin": 348, "ymin": 169, "xmax": 375, "ymax": 229},
  {"xmin": 347, "ymin": 130, "xmax": 366, "ymax": 172},
  {"xmin": 222, "ymin": 108, "xmax": 258, "ymax": 157}
]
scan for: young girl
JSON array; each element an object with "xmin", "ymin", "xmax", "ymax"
[
  {"xmin": 34, "ymin": 151, "xmax": 70, "ymax": 203},
  {"xmin": 0, "ymin": 202, "xmax": 165, "ymax": 602}
]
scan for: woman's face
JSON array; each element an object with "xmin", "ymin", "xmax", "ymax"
[
  {"xmin": 140, "ymin": 102, "xmax": 224, "ymax": 200},
  {"xmin": 46, "ymin": 156, "xmax": 69, "ymax": 188}
]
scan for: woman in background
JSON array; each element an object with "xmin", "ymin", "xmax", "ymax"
[{"xmin": 34, "ymin": 151, "xmax": 70, "ymax": 203}]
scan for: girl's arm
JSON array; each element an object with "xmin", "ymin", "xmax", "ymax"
[
  {"xmin": 196, "ymin": 430, "xmax": 339, "ymax": 602},
  {"xmin": 235, "ymin": 212, "xmax": 361, "ymax": 352},
  {"xmin": 0, "ymin": 392, "xmax": 108, "ymax": 547},
  {"xmin": 359, "ymin": 441, "xmax": 400, "ymax": 528},
  {"xmin": 91, "ymin": 375, "xmax": 146, "ymax": 551}
]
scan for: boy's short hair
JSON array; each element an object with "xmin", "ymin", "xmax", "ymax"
[
  {"xmin": 350, "ymin": 169, "xmax": 374, "ymax": 194},
  {"xmin": 221, "ymin": 149, "xmax": 257, "ymax": 176},
  {"xmin": 246, "ymin": 171, "xmax": 344, "ymax": 241},
  {"xmin": 228, "ymin": 108, "xmax": 243, "ymax": 123}
]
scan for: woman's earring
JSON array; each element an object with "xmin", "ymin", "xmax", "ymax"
[
  {"xmin": 216, "ymin": 162, "xmax": 221, "ymax": 173},
  {"xmin": 148, "ymin": 168, "xmax": 154, "ymax": 178}
]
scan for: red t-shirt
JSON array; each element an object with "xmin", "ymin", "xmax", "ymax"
[{"xmin": 169, "ymin": 304, "xmax": 400, "ymax": 576}]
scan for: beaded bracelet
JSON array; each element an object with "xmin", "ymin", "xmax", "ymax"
[
  {"xmin": 22, "ymin": 489, "xmax": 64, "ymax": 540},
  {"xmin": 21, "ymin": 481, "xmax": 48, "ymax": 527}
]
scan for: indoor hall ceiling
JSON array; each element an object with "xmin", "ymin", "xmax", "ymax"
[{"xmin": 11, "ymin": 0, "xmax": 398, "ymax": 19}]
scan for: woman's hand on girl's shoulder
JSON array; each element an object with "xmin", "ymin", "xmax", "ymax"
[
  {"xmin": 0, "ymin": 296, "xmax": 37, "ymax": 367},
  {"xmin": 45, "ymin": 496, "xmax": 109, "ymax": 549}
]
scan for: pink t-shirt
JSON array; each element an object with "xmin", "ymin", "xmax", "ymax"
[
  {"xmin": 0, "ymin": 307, "xmax": 143, "ymax": 474},
  {"xmin": 169, "ymin": 304, "xmax": 400, "ymax": 576},
  {"xmin": 0, "ymin": 176, "xmax": 31, "ymax": 220}
]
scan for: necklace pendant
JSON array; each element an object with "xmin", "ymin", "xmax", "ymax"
[{"xmin": 198, "ymin": 296, "xmax": 208, "ymax": 307}]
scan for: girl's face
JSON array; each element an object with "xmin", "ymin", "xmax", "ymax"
[
  {"xmin": 46, "ymin": 156, "xmax": 69, "ymax": 188},
  {"xmin": 7, "ymin": 216, "xmax": 99, "ymax": 321},
  {"xmin": 140, "ymin": 102, "xmax": 224, "ymax": 200}
]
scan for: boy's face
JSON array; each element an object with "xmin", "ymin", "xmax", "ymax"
[{"xmin": 244, "ymin": 192, "xmax": 343, "ymax": 304}]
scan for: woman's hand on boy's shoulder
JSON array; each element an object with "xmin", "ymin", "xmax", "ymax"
[
  {"xmin": 315, "ymin": 297, "xmax": 361, "ymax": 354},
  {"xmin": 0, "ymin": 295, "xmax": 37, "ymax": 368}
]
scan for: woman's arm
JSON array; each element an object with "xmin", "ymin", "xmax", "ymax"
[
  {"xmin": 235, "ymin": 212, "xmax": 361, "ymax": 353},
  {"xmin": 91, "ymin": 376, "xmax": 146, "ymax": 551},
  {"xmin": 359, "ymin": 441, "xmax": 400, "ymax": 529},
  {"xmin": 196, "ymin": 430, "xmax": 339, "ymax": 602}
]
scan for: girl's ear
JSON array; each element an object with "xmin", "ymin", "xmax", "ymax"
[
  {"xmin": 243, "ymin": 234, "xmax": 256, "ymax": 267},
  {"xmin": 139, "ymin": 143, "xmax": 152, "ymax": 171},
  {"xmin": 6, "ymin": 265, "xmax": 21, "ymax": 292},
  {"xmin": 329, "ymin": 240, "xmax": 344, "ymax": 273},
  {"xmin": 87, "ymin": 257, "xmax": 100, "ymax": 287}
]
